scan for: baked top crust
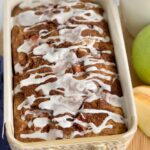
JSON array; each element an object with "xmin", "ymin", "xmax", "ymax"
[{"xmin": 12, "ymin": 0, "xmax": 127, "ymax": 142}]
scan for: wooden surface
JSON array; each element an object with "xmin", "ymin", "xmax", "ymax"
[{"xmin": 0, "ymin": 15, "xmax": 150, "ymax": 150}]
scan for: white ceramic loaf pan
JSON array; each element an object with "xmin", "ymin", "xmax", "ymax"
[{"xmin": 3, "ymin": 0, "xmax": 137, "ymax": 149}]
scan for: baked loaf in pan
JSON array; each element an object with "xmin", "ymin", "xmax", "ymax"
[{"xmin": 12, "ymin": 0, "xmax": 127, "ymax": 142}]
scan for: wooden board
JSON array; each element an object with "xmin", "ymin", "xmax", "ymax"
[{"xmin": 0, "ymin": 17, "xmax": 150, "ymax": 149}]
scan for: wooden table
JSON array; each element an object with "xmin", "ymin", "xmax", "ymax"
[{"xmin": 0, "ymin": 21, "xmax": 150, "ymax": 149}]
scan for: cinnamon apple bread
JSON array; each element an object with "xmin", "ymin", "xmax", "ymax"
[{"xmin": 11, "ymin": 0, "xmax": 127, "ymax": 142}]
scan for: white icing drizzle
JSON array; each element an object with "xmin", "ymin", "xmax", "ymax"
[
  {"xmin": 14, "ymin": 5, "xmax": 74, "ymax": 26},
  {"xmin": 101, "ymin": 50, "xmax": 112, "ymax": 54},
  {"xmin": 71, "ymin": 131, "xmax": 85, "ymax": 138},
  {"xmin": 21, "ymin": 129, "xmax": 63, "ymax": 140},
  {"xmin": 99, "ymin": 68, "xmax": 116, "ymax": 75},
  {"xmin": 24, "ymin": 22, "xmax": 47, "ymax": 32},
  {"xmin": 85, "ymin": 91, "xmax": 122, "ymax": 107},
  {"xmin": 39, "ymin": 95, "xmax": 83, "ymax": 116},
  {"xmin": 84, "ymin": 57, "xmax": 115, "ymax": 66},
  {"xmin": 72, "ymin": 9, "xmax": 103, "ymax": 23},
  {"xmin": 105, "ymin": 93, "xmax": 123, "ymax": 107},
  {"xmin": 19, "ymin": 0, "xmax": 52, "ymax": 9},
  {"xmin": 17, "ymin": 40, "xmax": 36, "ymax": 54},
  {"xmin": 17, "ymin": 95, "xmax": 36, "ymax": 110},
  {"xmin": 33, "ymin": 43, "xmax": 52, "ymax": 55},
  {"xmin": 52, "ymin": 9, "xmax": 74, "ymax": 24},
  {"xmin": 21, "ymin": 109, "xmax": 51, "ymax": 121},
  {"xmin": 14, "ymin": 84, "xmax": 21, "ymax": 94},
  {"xmin": 20, "ymin": 73, "xmax": 56, "ymax": 87},
  {"xmin": 33, "ymin": 117, "xmax": 49, "ymax": 128},
  {"xmin": 88, "ymin": 117, "xmax": 113, "ymax": 134},
  {"xmin": 73, "ymin": 117, "xmax": 113, "ymax": 135},
  {"xmin": 53, "ymin": 109, "xmax": 124, "ymax": 135},
  {"xmin": 86, "ymin": 67, "xmax": 116, "ymax": 76},
  {"xmin": 26, "ymin": 64, "xmax": 51, "ymax": 73},
  {"xmin": 86, "ymin": 66, "xmax": 98, "ymax": 72},
  {"xmin": 28, "ymin": 121, "xmax": 33, "ymax": 128},
  {"xmin": 35, "ymin": 73, "xmax": 98, "ymax": 96},
  {"xmin": 12, "ymin": 0, "xmax": 126, "ymax": 140},
  {"xmin": 74, "ymin": 119, "xmax": 88, "ymax": 127},
  {"xmin": 19, "ymin": 0, "xmax": 99, "ymax": 10},
  {"xmin": 14, "ymin": 63, "xmax": 29, "ymax": 74},
  {"xmin": 13, "ymin": 0, "xmax": 104, "ymax": 27},
  {"xmin": 53, "ymin": 115, "xmax": 73, "ymax": 128},
  {"xmin": 14, "ymin": 10, "xmax": 46, "ymax": 26},
  {"xmin": 81, "ymin": 109, "xmax": 124, "ymax": 123},
  {"xmin": 87, "ymin": 72, "xmax": 111, "ymax": 81}
]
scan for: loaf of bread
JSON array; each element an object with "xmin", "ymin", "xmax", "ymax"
[{"xmin": 11, "ymin": 0, "xmax": 127, "ymax": 142}]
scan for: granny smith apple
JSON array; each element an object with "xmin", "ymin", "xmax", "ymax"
[{"xmin": 132, "ymin": 25, "xmax": 150, "ymax": 84}]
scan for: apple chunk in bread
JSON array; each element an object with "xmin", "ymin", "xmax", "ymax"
[{"xmin": 134, "ymin": 86, "xmax": 150, "ymax": 137}]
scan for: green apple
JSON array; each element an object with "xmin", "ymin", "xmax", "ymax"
[{"xmin": 132, "ymin": 25, "xmax": 150, "ymax": 84}]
